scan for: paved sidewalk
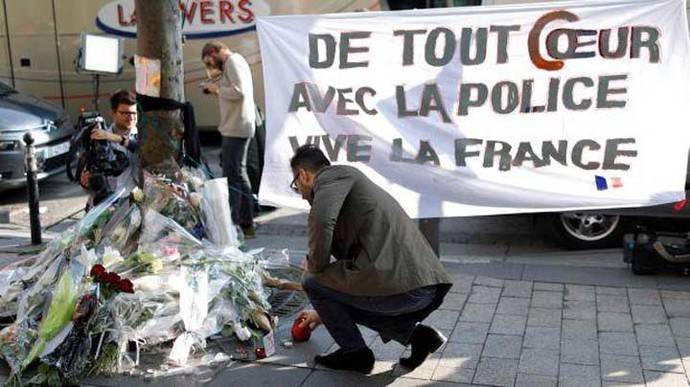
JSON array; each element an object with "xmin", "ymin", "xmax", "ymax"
[
  {"xmin": 70, "ymin": 264, "xmax": 690, "ymax": 387},
  {"xmin": 4, "ymin": 212, "xmax": 690, "ymax": 386}
]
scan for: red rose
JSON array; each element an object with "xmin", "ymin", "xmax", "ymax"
[
  {"xmin": 103, "ymin": 272, "xmax": 121, "ymax": 285},
  {"xmin": 90, "ymin": 264, "xmax": 106, "ymax": 279},
  {"xmin": 118, "ymin": 279, "xmax": 134, "ymax": 293}
]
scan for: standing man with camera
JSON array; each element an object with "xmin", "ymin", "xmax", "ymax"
[
  {"xmin": 200, "ymin": 41, "xmax": 257, "ymax": 238},
  {"xmin": 80, "ymin": 90, "xmax": 139, "ymax": 207}
]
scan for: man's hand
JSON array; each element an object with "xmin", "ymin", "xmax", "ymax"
[
  {"xmin": 79, "ymin": 170, "xmax": 90, "ymax": 189},
  {"xmin": 297, "ymin": 309, "xmax": 322, "ymax": 330},
  {"xmin": 301, "ymin": 255, "xmax": 309, "ymax": 272},
  {"xmin": 203, "ymin": 83, "xmax": 219, "ymax": 95},
  {"xmin": 90, "ymin": 128, "xmax": 119, "ymax": 142}
]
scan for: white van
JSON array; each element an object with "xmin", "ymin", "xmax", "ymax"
[{"xmin": 0, "ymin": 0, "xmax": 379, "ymax": 129}]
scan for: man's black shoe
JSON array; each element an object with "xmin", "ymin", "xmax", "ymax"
[
  {"xmin": 399, "ymin": 324, "xmax": 447, "ymax": 370},
  {"xmin": 314, "ymin": 347, "xmax": 375, "ymax": 374}
]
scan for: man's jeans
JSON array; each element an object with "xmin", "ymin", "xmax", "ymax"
[
  {"xmin": 221, "ymin": 136, "xmax": 254, "ymax": 228},
  {"xmin": 302, "ymin": 276, "xmax": 437, "ymax": 352}
]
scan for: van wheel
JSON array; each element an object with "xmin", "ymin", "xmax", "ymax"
[{"xmin": 546, "ymin": 212, "xmax": 625, "ymax": 250}]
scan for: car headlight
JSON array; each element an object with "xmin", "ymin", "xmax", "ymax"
[{"xmin": 0, "ymin": 140, "xmax": 19, "ymax": 151}]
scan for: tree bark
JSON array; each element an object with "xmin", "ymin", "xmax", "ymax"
[{"xmin": 135, "ymin": 0, "xmax": 185, "ymax": 168}]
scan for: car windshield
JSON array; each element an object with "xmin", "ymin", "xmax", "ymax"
[{"xmin": 0, "ymin": 81, "xmax": 17, "ymax": 97}]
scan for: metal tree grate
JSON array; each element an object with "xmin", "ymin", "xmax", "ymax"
[{"xmin": 266, "ymin": 265, "xmax": 308, "ymax": 324}]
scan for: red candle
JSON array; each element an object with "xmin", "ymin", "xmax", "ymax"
[{"xmin": 291, "ymin": 317, "xmax": 312, "ymax": 342}]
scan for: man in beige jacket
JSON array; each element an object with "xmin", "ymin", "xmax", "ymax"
[
  {"xmin": 201, "ymin": 41, "xmax": 256, "ymax": 237},
  {"xmin": 291, "ymin": 145, "xmax": 453, "ymax": 374}
]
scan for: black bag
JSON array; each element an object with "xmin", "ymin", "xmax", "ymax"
[{"xmin": 624, "ymin": 227, "xmax": 690, "ymax": 275}]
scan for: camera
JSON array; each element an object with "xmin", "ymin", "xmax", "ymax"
[{"xmin": 71, "ymin": 111, "xmax": 130, "ymax": 205}]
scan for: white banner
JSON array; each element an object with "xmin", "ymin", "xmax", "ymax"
[{"xmin": 257, "ymin": 0, "xmax": 690, "ymax": 218}]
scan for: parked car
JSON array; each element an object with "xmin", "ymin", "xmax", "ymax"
[
  {"xmin": 0, "ymin": 81, "xmax": 74, "ymax": 190},
  {"xmin": 543, "ymin": 157, "xmax": 690, "ymax": 249}
]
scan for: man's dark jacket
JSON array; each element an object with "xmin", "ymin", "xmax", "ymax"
[{"xmin": 306, "ymin": 165, "xmax": 453, "ymax": 298}]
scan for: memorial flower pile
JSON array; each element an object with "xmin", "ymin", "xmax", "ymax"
[{"xmin": 0, "ymin": 160, "xmax": 281, "ymax": 385}]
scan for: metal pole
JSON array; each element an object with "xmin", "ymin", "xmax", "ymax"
[
  {"xmin": 23, "ymin": 133, "xmax": 41, "ymax": 245},
  {"xmin": 2, "ymin": 0, "xmax": 15, "ymax": 88},
  {"xmin": 419, "ymin": 217, "xmax": 440, "ymax": 257},
  {"xmin": 50, "ymin": 0, "xmax": 66, "ymax": 109},
  {"xmin": 94, "ymin": 74, "xmax": 100, "ymax": 112}
]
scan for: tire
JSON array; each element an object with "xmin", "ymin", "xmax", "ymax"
[{"xmin": 546, "ymin": 212, "xmax": 625, "ymax": 250}]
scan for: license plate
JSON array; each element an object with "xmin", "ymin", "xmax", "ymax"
[{"xmin": 43, "ymin": 142, "xmax": 69, "ymax": 159}]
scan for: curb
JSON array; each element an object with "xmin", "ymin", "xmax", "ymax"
[{"xmin": 255, "ymin": 222, "xmax": 545, "ymax": 245}]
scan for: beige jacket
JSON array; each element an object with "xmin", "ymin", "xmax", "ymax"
[
  {"xmin": 306, "ymin": 166, "xmax": 453, "ymax": 297},
  {"xmin": 218, "ymin": 52, "xmax": 255, "ymax": 138}
]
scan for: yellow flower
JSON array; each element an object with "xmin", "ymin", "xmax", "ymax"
[{"xmin": 150, "ymin": 259, "xmax": 163, "ymax": 274}]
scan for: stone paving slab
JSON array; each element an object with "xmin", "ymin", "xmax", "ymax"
[
  {"xmin": 565, "ymin": 284, "xmax": 596, "ymax": 301},
  {"xmin": 644, "ymin": 370, "xmax": 690, "ymax": 387},
  {"xmin": 496, "ymin": 297, "xmax": 530, "ymax": 316},
  {"xmin": 561, "ymin": 338, "xmax": 599, "ymax": 365},
  {"xmin": 534, "ymin": 282, "xmax": 565, "ymax": 292},
  {"xmin": 559, "ymin": 363, "xmax": 601, "ymax": 387},
  {"xmin": 524, "ymin": 326, "xmax": 561, "ymax": 350},
  {"xmin": 528, "ymin": 307, "xmax": 562, "ymax": 328},
  {"xmin": 515, "ymin": 373, "xmax": 557, "ymax": 387},
  {"xmin": 635, "ymin": 324, "xmax": 676, "ymax": 348},
  {"xmin": 532, "ymin": 290, "xmax": 564, "ymax": 309},
  {"xmin": 473, "ymin": 357, "xmax": 519, "ymax": 387},
  {"xmin": 564, "ymin": 300, "xmax": 597, "ymax": 320},
  {"xmin": 518, "ymin": 348, "xmax": 559, "ymax": 376},
  {"xmin": 459, "ymin": 303, "xmax": 496, "ymax": 323},
  {"xmin": 631, "ymin": 304, "xmax": 668, "ymax": 324},
  {"xmin": 502, "ymin": 280, "xmax": 533, "ymax": 298},
  {"xmin": 600, "ymin": 332, "xmax": 640, "ymax": 356},
  {"xmin": 601, "ymin": 354, "xmax": 645, "ymax": 384},
  {"xmin": 599, "ymin": 312, "xmax": 634, "ymax": 332},
  {"xmin": 639, "ymin": 345, "xmax": 684, "ymax": 373},
  {"xmin": 490, "ymin": 314, "xmax": 527, "ymax": 335},
  {"xmin": 482, "ymin": 334, "xmax": 522, "ymax": 359}
]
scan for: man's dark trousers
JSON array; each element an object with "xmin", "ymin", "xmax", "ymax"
[
  {"xmin": 221, "ymin": 136, "xmax": 254, "ymax": 227},
  {"xmin": 302, "ymin": 276, "xmax": 437, "ymax": 352}
]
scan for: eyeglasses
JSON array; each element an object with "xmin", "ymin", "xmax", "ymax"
[
  {"xmin": 290, "ymin": 173, "xmax": 299, "ymax": 193},
  {"xmin": 118, "ymin": 111, "xmax": 137, "ymax": 117}
]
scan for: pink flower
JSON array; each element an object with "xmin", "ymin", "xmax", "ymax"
[{"xmin": 162, "ymin": 246, "xmax": 178, "ymax": 256}]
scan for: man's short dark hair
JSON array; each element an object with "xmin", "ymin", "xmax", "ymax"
[
  {"xmin": 110, "ymin": 89, "xmax": 136, "ymax": 112},
  {"xmin": 201, "ymin": 40, "xmax": 228, "ymax": 59},
  {"xmin": 290, "ymin": 144, "xmax": 331, "ymax": 173}
]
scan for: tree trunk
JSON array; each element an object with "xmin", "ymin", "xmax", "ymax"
[{"xmin": 135, "ymin": 0, "xmax": 185, "ymax": 168}]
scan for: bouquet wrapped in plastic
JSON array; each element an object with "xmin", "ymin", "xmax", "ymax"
[{"xmin": 0, "ymin": 159, "xmax": 277, "ymax": 385}]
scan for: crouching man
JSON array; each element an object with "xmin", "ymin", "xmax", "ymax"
[{"xmin": 291, "ymin": 145, "xmax": 453, "ymax": 374}]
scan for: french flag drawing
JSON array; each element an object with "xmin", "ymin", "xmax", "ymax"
[{"xmin": 595, "ymin": 176, "xmax": 623, "ymax": 191}]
